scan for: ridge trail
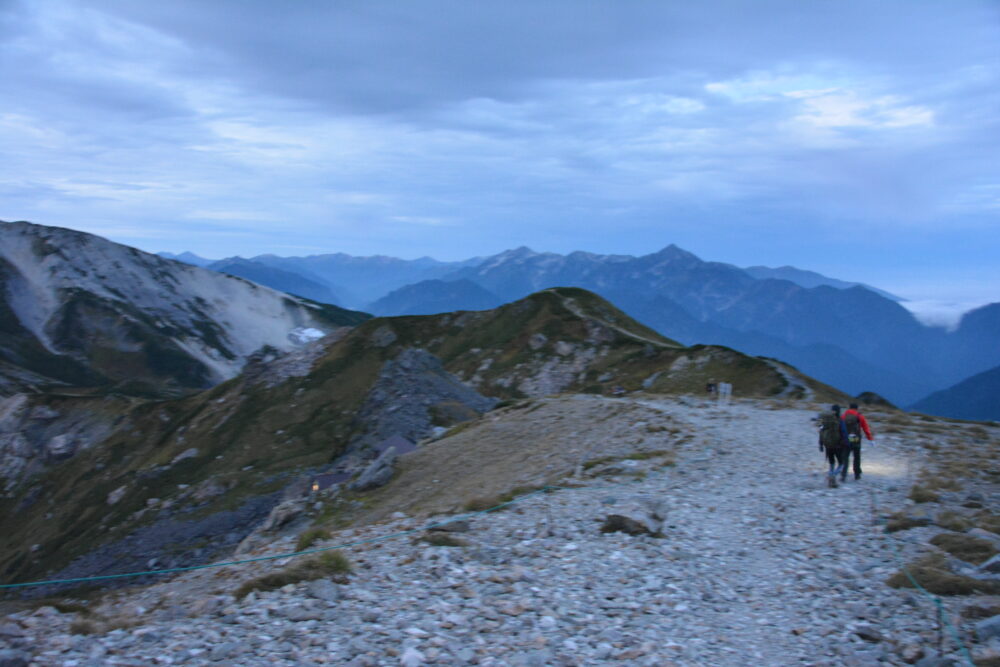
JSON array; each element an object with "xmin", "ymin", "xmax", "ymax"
[{"xmin": 7, "ymin": 398, "xmax": 940, "ymax": 666}]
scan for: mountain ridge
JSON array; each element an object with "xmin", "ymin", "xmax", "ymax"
[
  {"xmin": 0, "ymin": 285, "xmax": 847, "ymax": 588},
  {"xmin": 0, "ymin": 220, "xmax": 368, "ymax": 397}
]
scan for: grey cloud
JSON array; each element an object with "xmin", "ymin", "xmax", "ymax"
[
  {"xmin": 1, "ymin": 0, "xmax": 998, "ymax": 304},
  {"xmin": 80, "ymin": 0, "xmax": 1000, "ymax": 114}
]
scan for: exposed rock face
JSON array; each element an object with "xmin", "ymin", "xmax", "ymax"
[
  {"xmin": 35, "ymin": 491, "xmax": 282, "ymax": 595},
  {"xmin": 349, "ymin": 446, "xmax": 399, "ymax": 492},
  {"xmin": 0, "ymin": 393, "xmax": 131, "ymax": 494},
  {"xmin": 258, "ymin": 499, "xmax": 309, "ymax": 533},
  {"xmin": 350, "ymin": 348, "xmax": 497, "ymax": 452},
  {"xmin": 0, "ymin": 220, "xmax": 367, "ymax": 397},
  {"xmin": 515, "ymin": 343, "xmax": 601, "ymax": 397}
]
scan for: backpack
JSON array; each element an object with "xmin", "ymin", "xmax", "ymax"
[
  {"xmin": 844, "ymin": 412, "xmax": 862, "ymax": 445},
  {"xmin": 819, "ymin": 413, "xmax": 843, "ymax": 451}
]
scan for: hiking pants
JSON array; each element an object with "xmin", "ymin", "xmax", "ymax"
[
  {"xmin": 846, "ymin": 444, "xmax": 862, "ymax": 478},
  {"xmin": 826, "ymin": 448, "xmax": 847, "ymax": 476}
]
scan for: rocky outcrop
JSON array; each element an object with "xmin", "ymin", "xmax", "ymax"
[
  {"xmin": 349, "ymin": 348, "xmax": 497, "ymax": 452},
  {"xmin": 349, "ymin": 446, "xmax": 399, "ymax": 492},
  {"xmin": 0, "ymin": 393, "xmax": 131, "ymax": 494}
]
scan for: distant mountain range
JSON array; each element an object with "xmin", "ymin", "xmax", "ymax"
[
  {"xmin": 159, "ymin": 244, "xmax": 997, "ymax": 414},
  {"xmin": 739, "ymin": 265, "xmax": 902, "ymax": 302},
  {"xmin": 161, "ymin": 250, "xmax": 483, "ymax": 308}
]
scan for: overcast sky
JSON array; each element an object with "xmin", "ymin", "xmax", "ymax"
[{"xmin": 2, "ymin": 0, "xmax": 998, "ymax": 313}]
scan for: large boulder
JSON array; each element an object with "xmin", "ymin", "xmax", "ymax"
[
  {"xmin": 259, "ymin": 498, "xmax": 308, "ymax": 533},
  {"xmin": 349, "ymin": 446, "xmax": 398, "ymax": 492},
  {"xmin": 600, "ymin": 495, "xmax": 667, "ymax": 537}
]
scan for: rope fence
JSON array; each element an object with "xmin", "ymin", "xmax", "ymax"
[{"xmin": 0, "ymin": 445, "xmax": 981, "ymax": 665}]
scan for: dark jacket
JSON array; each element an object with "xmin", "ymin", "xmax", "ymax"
[
  {"xmin": 819, "ymin": 414, "xmax": 849, "ymax": 450},
  {"xmin": 841, "ymin": 409, "xmax": 873, "ymax": 441}
]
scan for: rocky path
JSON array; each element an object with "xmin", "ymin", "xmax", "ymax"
[
  {"xmin": 633, "ymin": 398, "xmax": 922, "ymax": 664},
  {"xmin": 2, "ymin": 398, "xmax": 954, "ymax": 666}
]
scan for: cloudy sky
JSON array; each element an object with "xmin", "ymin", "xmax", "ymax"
[{"xmin": 2, "ymin": 0, "xmax": 998, "ymax": 313}]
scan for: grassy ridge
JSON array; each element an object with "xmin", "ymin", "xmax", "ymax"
[{"xmin": 0, "ymin": 288, "xmax": 834, "ymax": 587}]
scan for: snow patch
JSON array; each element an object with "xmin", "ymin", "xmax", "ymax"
[{"xmin": 288, "ymin": 327, "xmax": 326, "ymax": 344}]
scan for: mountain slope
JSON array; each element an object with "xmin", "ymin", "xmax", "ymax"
[
  {"xmin": 250, "ymin": 253, "xmax": 480, "ymax": 309},
  {"xmin": 0, "ymin": 220, "xmax": 368, "ymax": 396},
  {"xmin": 949, "ymin": 303, "xmax": 1000, "ymax": 383},
  {"xmin": 909, "ymin": 364, "xmax": 1000, "ymax": 422},
  {"xmin": 367, "ymin": 279, "xmax": 504, "ymax": 316},
  {"xmin": 0, "ymin": 287, "xmax": 848, "ymax": 588}
]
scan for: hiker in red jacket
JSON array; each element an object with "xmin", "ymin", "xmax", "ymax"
[{"xmin": 841, "ymin": 402, "xmax": 874, "ymax": 481}]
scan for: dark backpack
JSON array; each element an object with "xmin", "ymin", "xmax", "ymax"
[
  {"xmin": 819, "ymin": 413, "xmax": 843, "ymax": 450},
  {"xmin": 844, "ymin": 412, "xmax": 862, "ymax": 445}
]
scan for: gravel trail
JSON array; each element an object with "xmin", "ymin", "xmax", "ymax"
[{"xmin": 5, "ymin": 397, "xmax": 947, "ymax": 666}]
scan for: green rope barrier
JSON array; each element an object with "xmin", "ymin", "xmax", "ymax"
[
  {"xmin": 869, "ymin": 487, "xmax": 975, "ymax": 667},
  {"xmin": 0, "ymin": 485, "xmax": 562, "ymax": 591},
  {"xmin": 9, "ymin": 455, "xmax": 977, "ymax": 666}
]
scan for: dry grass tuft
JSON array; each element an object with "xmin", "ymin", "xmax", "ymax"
[
  {"xmin": 415, "ymin": 532, "xmax": 469, "ymax": 547},
  {"xmin": 462, "ymin": 485, "xmax": 549, "ymax": 513},
  {"xmin": 929, "ymin": 532, "xmax": 999, "ymax": 565},
  {"xmin": 908, "ymin": 485, "xmax": 940, "ymax": 503},
  {"xmin": 923, "ymin": 477, "xmax": 963, "ymax": 492},
  {"xmin": 886, "ymin": 553, "xmax": 1000, "ymax": 596},
  {"xmin": 962, "ymin": 603, "xmax": 1000, "ymax": 620},
  {"xmin": 296, "ymin": 527, "xmax": 331, "ymax": 551},
  {"xmin": 884, "ymin": 511, "xmax": 932, "ymax": 533},
  {"xmin": 583, "ymin": 449, "xmax": 675, "ymax": 471},
  {"xmin": 975, "ymin": 511, "xmax": 1000, "ymax": 535},
  {"xmin": 234, "ymin": 551, "xmax": 351, "ymax": 599},
  {"xmin": 69, "ymin": 619, "xmax": 99, "ymax": 635},
  {"xmin": 934, "ymin": 511, "xmax": 972, "ymax": 532}
]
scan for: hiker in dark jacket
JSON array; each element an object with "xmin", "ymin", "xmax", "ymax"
[
  {"xmin": 818, "ymin": 405, "xmax": 849, "ymax": 488},
  {"xmin": 841, "ymin": 402, "xmax": 875, "ymax": 481}
]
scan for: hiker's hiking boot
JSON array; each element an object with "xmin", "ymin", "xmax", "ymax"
[
  {"xmin": 855, "ymin": 473, "xmax": 861, "ymax": 481},
  {"xmin": 827, "ymin": 475, "xmax": 838, "ymax": 488}
]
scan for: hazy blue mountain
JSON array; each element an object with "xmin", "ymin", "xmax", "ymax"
[
  {"xmin": 909, "ymin": 364, "xmax": 1000, "ymax": 422},
  {"xmin": 741, "ymin": 265, "xmax": 903, "ymax": 301},
  {"xmin": 208, "ymin": 257, "xmax": 343, "ymax": 305},
  {"xmin": 599, "ymin": 288, "xmax": 938, "ymax": 404},
  {"xmin": 367, "ymin": 279, "xmax": 504, "ymax": 316},
  {"xmin": 157, "ymin": 251, "xmax": 216, "ymax": 267},
  {"xmin": 948, "ymin": 303, "xmax": 1000, "ymax": 382},
  {"xmin": 249, "ymin": 253, "xmax": 481, "ymax": 309}
]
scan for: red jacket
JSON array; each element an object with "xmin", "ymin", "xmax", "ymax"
[{"xmin": 841, "ymin": 409, "xmax": 873, "ymax": 440}]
